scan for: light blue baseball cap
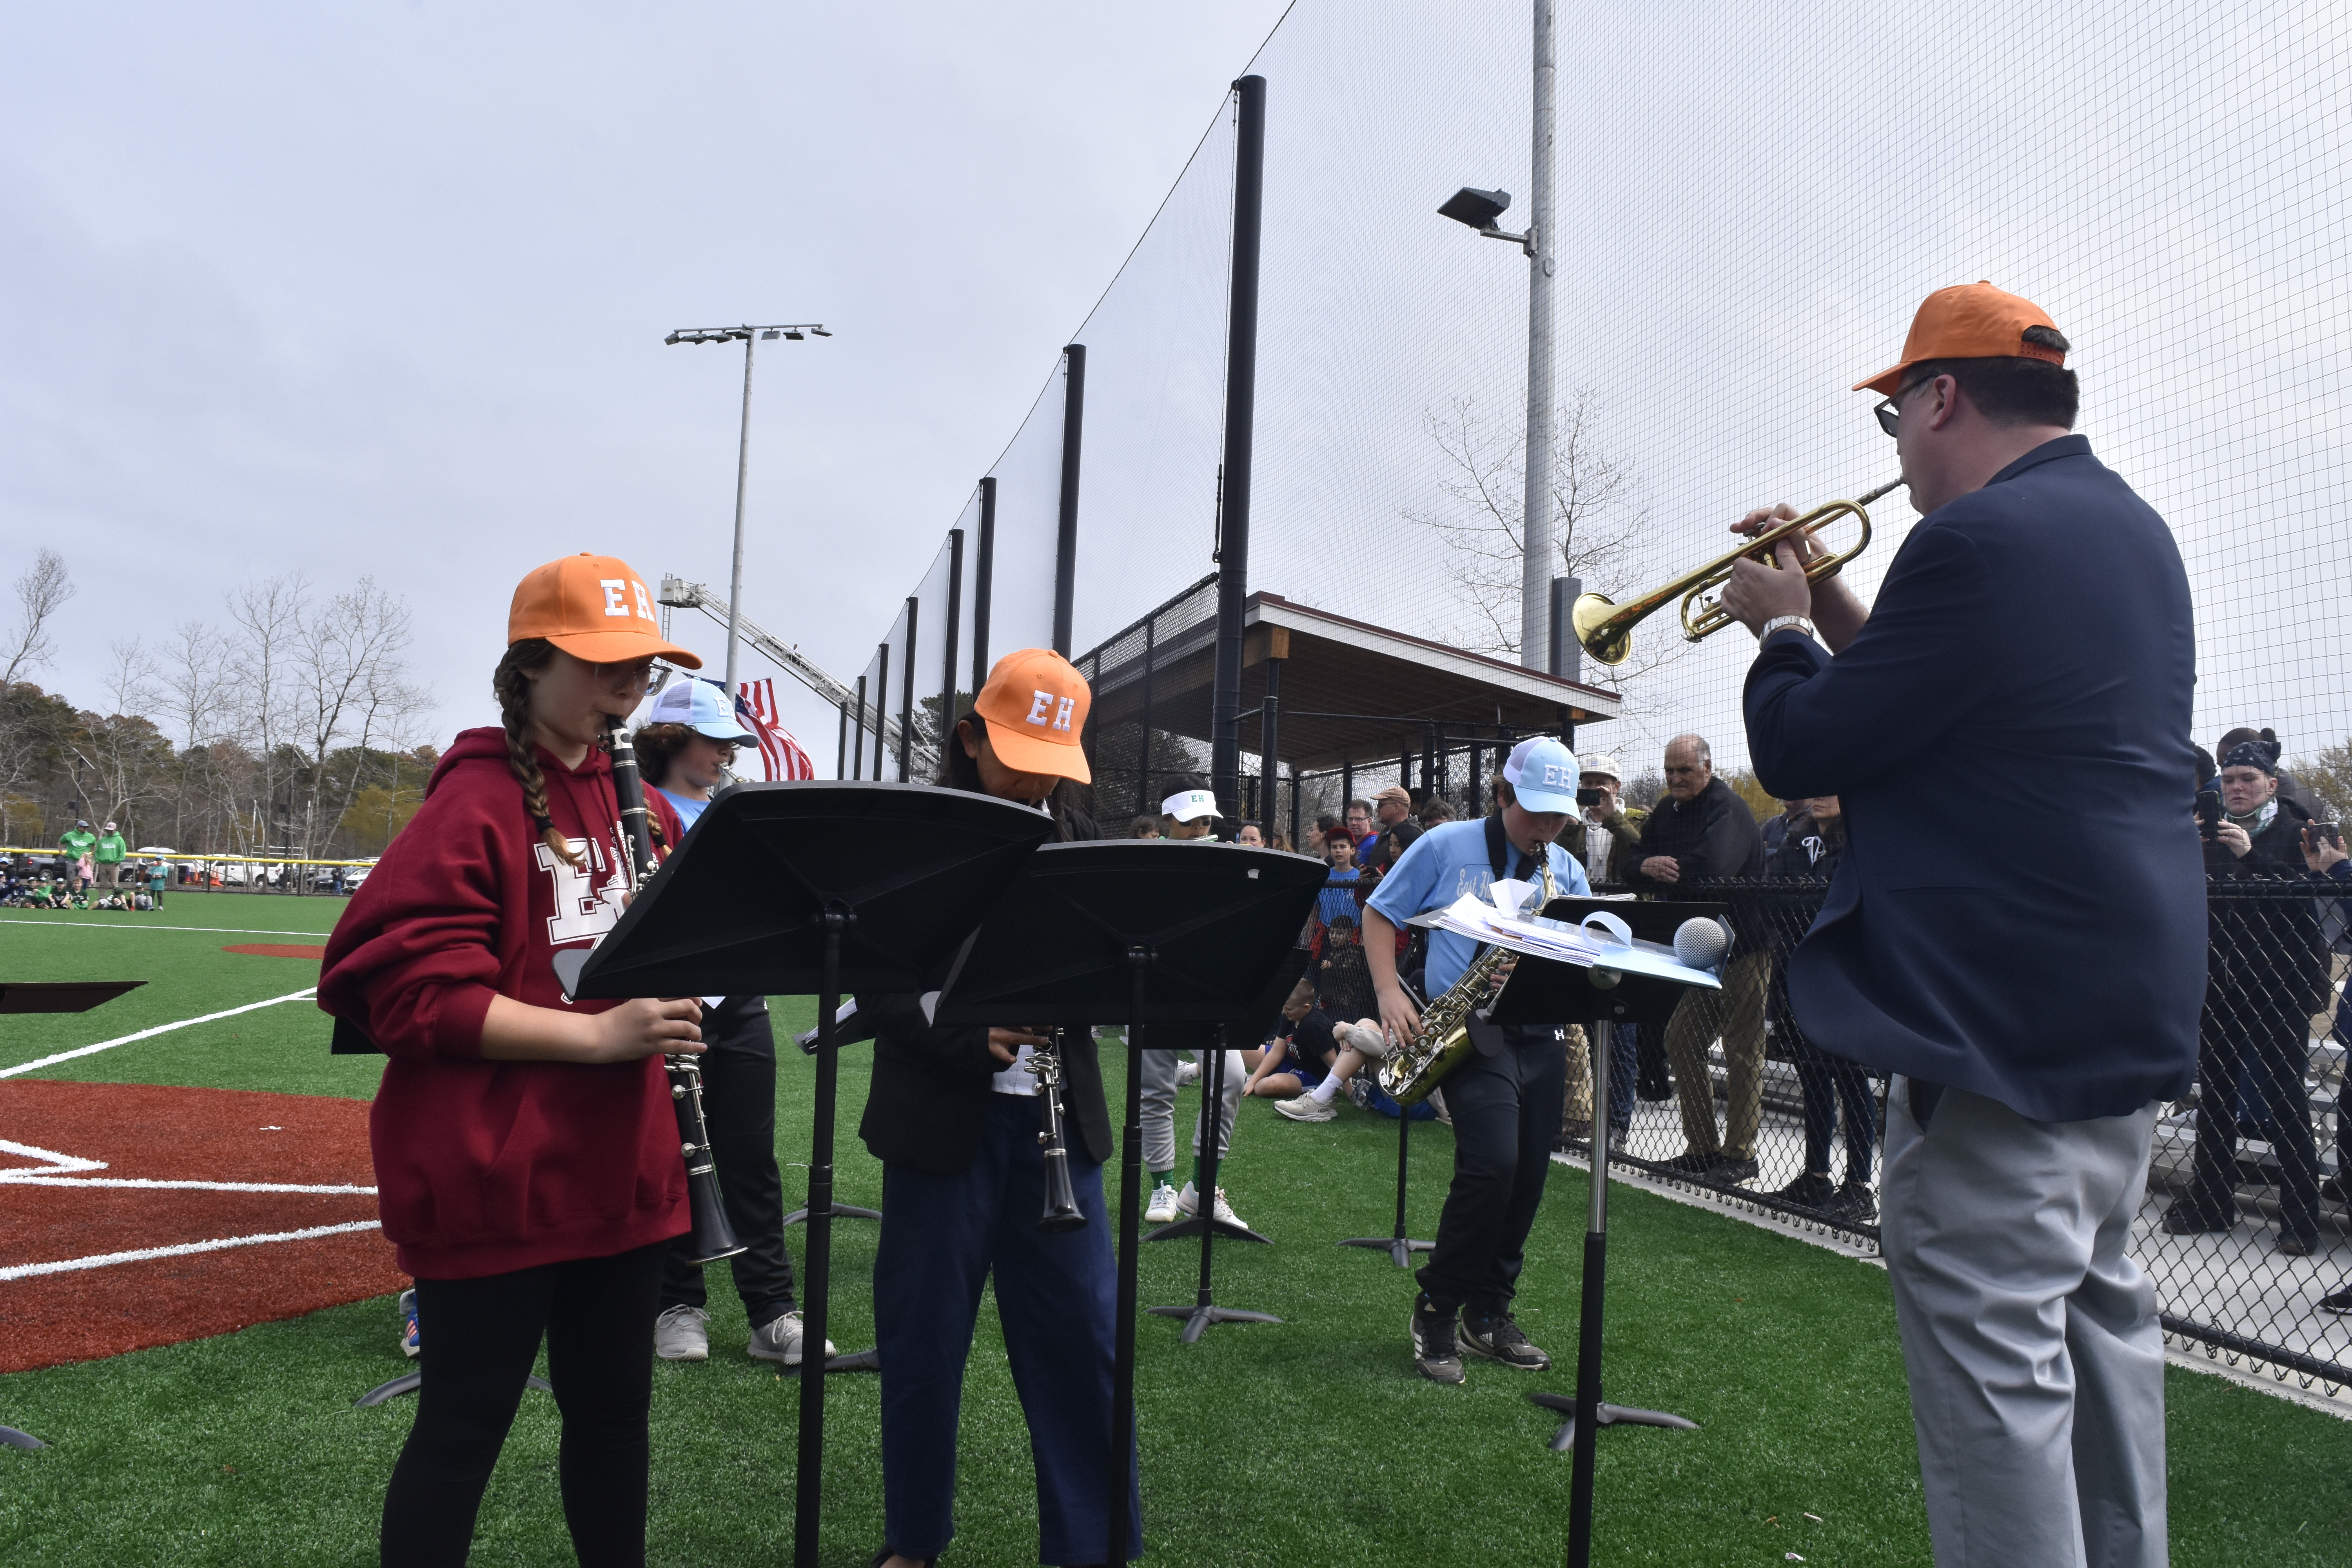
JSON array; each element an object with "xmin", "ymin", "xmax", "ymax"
[
  {"xmin": 648, "ymin": 677, "xmax": 757, "ymax": 743},
  {"xmin": 1501, "ymin": 736, "xmax": 1581, "ymax": 814}
]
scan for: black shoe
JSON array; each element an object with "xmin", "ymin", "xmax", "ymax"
[
  {"xmin": 1769, "ymin": 1172, "xmax": 1838, "ymax": 1210},
  {"xmin": 2276, "ymin": 1233, "xmax": 2319, "ymax": 1258},
  {"xmin": 2319, "ymin": 1283, "xmax": 2352, "ymax": 1316},
  {"xmin": 1660, "ymin": 1149, "xmax": 1720, "ymax": 1175},
  {"xmin": 2323, "ymin": 1174, "xmax": 2346, "ymax": 1204},
  {"xmin": 1461, "ymin": 1309, "xmax": 1551, "ymax": 1370},
  {"xmin": 1827, "ymin": 1180, "xmax": 1878, "ymax": 1223},
  {"xmin": 1410, "ymin": 1293, "xmax": 1465, "ymax": 1385},
  {"xmin": 2161, "ymin": 1204, "xmax": 2231, "ymax": 1236},
  {"xmin": 1712, "ymin": 1154, "xmax": 1760, "ymax": 1185}
]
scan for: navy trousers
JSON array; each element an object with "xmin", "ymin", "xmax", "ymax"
[
  {"xmin": 1417, "ymin": 1028, "xmax": 1567, "ymax": 1314},
  {"xmin": 1794, "ymin": 1039, "xmax": 1878, "ymax": 1183},
  {"xmin": 873, "ymin": 1095, "xmax": 1140, "ymax": 1565}
]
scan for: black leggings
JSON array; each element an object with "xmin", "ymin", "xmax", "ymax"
[{"xmin": 382, "ymin": 1240, "xmax": 667, "ymax": 1567}]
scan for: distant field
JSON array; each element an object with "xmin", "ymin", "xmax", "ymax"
[{"xmin": 2, "ymin": 890, "xmax": 2345, "ymax": 1564}]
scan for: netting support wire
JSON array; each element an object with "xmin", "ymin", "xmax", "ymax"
[
  {"xmin": 942, "ymin": 529, "xmax": 965, "ymax": 727},
  {"xmin": 1053, "ymin": 346, "xmax": 1087, "ymax": 658},
  {"xmin": 1209, "ymin": 74, "xmax": 1269, "ymax": 833},
  {"xmin": 959, "ymin": 481, "xmax": 993, "ymax": 701},
  {"xmin": 1519, "ymin": 0, "xmax": 1558, "ymax": 673}
]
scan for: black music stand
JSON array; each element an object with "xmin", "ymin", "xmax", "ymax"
[
  {"xmin": 1146, "ymin": 947, "xmax": 1312, "ymax": 1342},
  {"xmin": 0, "ymin": 977, "xmax": 144, "ymax": 1445},
  {"xmin": 1491, "ymin": 897, "xmax": 1723, "ymax": 1568},
  {"xmin": 562, "ymin": 781, "xmax": 1054, "ymax": 1568},
  {"xmin": 1339, "ymin": 1093, "xmax": 1436, "ymax": 1269},
  {"xmin": 786, "ymin": 1005, "xmax": 882, "ymax": 1225},
  {"xmin": 933, "ymin": 840, "xmax": 1328, "ymax": 1567}
]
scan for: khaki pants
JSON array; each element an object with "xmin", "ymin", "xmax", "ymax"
[
  {"xmin": 100, "ymin": 863, "xmax": 123, "ymax": 889},
  {"xmin": 1663, "ymin": 951, "xmax": 1771, "ymax": 1160}
]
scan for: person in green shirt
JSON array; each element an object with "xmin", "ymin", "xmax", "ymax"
[
  {"xmin": 94, "ymin": 822, "xmax": 128, "ymax": 895},
  {"xmin": 59, "ymin": 820, "xmax": 97, "ymax": 897},
  {"xmin": 145, "ymin": 858, "xmax": 167, "ymax": 909}
]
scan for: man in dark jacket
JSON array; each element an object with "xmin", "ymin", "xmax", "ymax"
[
  {"xmin": 2163, "ymin": 735, "xmax": 2328, "ymax": 1254},
  {"xmin": 1762, "ymin": 797, "xmax": 1877, "ymax": 1220},
  {"xmin": 1724, "ymin": 282, "xmax": 2198, "ymax": 1567},
  {"xmin": 1627, "ymin": 734, "xmax": 1767, "ymax": 1180}
]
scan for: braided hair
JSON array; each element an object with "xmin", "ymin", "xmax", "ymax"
[{"xmin": 493, "ymin": 637, "xmax": 583, "ymax": 869}]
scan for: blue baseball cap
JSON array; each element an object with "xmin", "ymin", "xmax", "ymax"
[
  {"xmin": 648, "ymin": 677, "xmax": 757, "ymax": 743},
  {"xmin": 1501, "ymin": 737, "xmax": 1581, "ymax": 814}
]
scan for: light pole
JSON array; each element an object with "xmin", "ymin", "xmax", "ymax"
[
  {"xmin": 665, "ymin": 322, "xmax": 831, "ymax": 697},
  {"xmin": 1440, "ymin": 4, "xmax": 1557, "ymax": 671}
]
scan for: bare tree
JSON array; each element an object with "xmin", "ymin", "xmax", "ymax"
[
  {"xmin": 65, "ymin": 639, "xmax": 167, "ymax": 831},
  {"xmin": 294, "ymin": 579, "xmax": 421, "ymax": 856},
  {"xmin": 227, "ymin": 574, "xmax": 309, "ymax": 855},
  {"xmin": 156, "ymin": 619, "xmax": 234, "ymax": 848},
  {"xmin": 2, "ymin": 548, "xmax": 75, "ymax": 687},
  {"xmin": 1401, "ymin": 390, "xmax": 1686, "ymax": 689}
]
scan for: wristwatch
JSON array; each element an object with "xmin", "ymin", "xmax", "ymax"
[{"xmin": 1757, "ymin": 614, "xmax": 1817, "ymax": 645}]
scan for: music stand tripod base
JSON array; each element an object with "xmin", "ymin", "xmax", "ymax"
[
  {"xmin": 782, "ymin": 1204, "xmax": 882, "ymax": 1225},
  {"xmin": 355, "ymin": 1372, "xmax": 552, "ymax": 1408},
  {"xmin": 1527, "ymin": 1391, "xmax": 1699, "ymax": 1450},
  {"xmin": 1340, "ymin": 1097, "xmax": 1433, "ymax": 1267},
  {"xmin": 0, "ymin": 1425, "xmax": 46, "ymax": 1449}
]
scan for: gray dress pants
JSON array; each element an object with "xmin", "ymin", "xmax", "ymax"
[
  {"xmin": 1138, "ymin": 1048, "xmax": 1240, "ymax": 1174},
  {"xmin": 1881, "ymin": 1076, "xmax": 2167, "ymax": 1568}
]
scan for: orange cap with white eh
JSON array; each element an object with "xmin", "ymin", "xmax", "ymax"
[
  {"xmin": 1853, "ymin": 281, "xmax": 2066, "ymax": 397},
  {"xmin": 971, "ymin": 648, "xmax": 1093, "ymax": 783},
  {"xmin": 508, "ymin": 554, "xmax": 703, "ymax": 668}
]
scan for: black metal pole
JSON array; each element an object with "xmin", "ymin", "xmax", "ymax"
[
  {"xmin": 872, "ymin": 642, "xmax": 890, "ymax": 780},
  {"xmin": 794, "ymin": 911, "xmax": 849, "ymax": 1568},
  {"xmin": 1209, "ymin": 74, "xmax": 1268, "ymax": 822},
  {"xmin": 1109, "ymin": 948, "xmax": 1150, "ymax": 1566},
  {"xmin": 1259, "ymin": 657, "xmax": 1281, "ymax": 834},
  {"xmin": 943, "ymin": 527, "xmax": 965, "ymax": 724},
  {"xmin": 1289, "ymin": 767, "xmax": 1302, "ymax": 848},
  {"xmin": 1137, "ymin": 618, "xmax": 1155, "ymax": 817},
  {"xmin": 972, "ymin": 477, "xmax": 997, "ymax": 693},
  {"xmin": 851, "ymin": 677, "xmax": 867, "ymax": 781},
  {"xmin": 835, "ymin": 704, "xmax": 848, "ymax": 780},
  {"xmin": 1053, "ymin": 345, "xmax": 1087, "ymax": 657},
  {"xmin": 1341, "ymin": 1083, "xmax": 1434, "ymax": 1266},
  {"xmin": 898, "ymin": 596, "xmax": 919, "ymax": 782}
]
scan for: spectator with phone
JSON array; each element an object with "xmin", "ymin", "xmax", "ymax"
[
  {"xmin": 1558, "ymin": 753, "xmax": 1644, "ymax": 887},
  {"xmin": 2165, "ymin": 734, "xmax": 2329, "ymax": 1256}
]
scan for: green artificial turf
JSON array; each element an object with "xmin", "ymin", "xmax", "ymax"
[{"xmin": 2, "ymin": 920, "xmax": 2348, "ymax": 1564}]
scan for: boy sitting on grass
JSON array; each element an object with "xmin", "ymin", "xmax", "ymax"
[{"xmin": 1244, "ymin": 974, "xmax": 1390, "ymax": 1123}]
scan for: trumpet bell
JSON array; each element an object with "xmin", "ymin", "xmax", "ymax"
[{"xmin": 1572, "ymin": 591, "xmax": 1635, "ymax": 667}]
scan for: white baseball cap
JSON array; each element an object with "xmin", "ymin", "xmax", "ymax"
[
  {"xmin": 1578, "ymin": 754, "xmax": 1622, "ymax": 784},
  {"xmin": 1500, "ymin": 737, "xmax": 1581, "ymax": 814},
  {"xmin": 1162, "ymin": 788, "xmax": 1220, "ymax": 824}
]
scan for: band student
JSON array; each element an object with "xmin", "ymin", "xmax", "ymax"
[
  {"xmin": 857, "ymin": 648, "xmax": 1140, "ymax": 1568},
  {"xmin": 1138, "ymin": 774, "xmax": 1250, "ymax": 1230},
  {"xmin": 1722, "ymin": 282, "xmax": 2201, "ymax": 1568},
  {"xmin": 1363, "ymin": 735, "xmax": 1592, "ymax": 1384},
  {"xmin": 634, "ymin": 675, "xmax": 831, "ymax": 1369},
  {"xmin": 319, "ymin": 552, "xmax": 705, "ymax": 1567}
]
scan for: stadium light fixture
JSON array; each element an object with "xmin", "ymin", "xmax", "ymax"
[
  {"xmin": 1439, "ymin": 185, "xmax": 1534, "ymax": 257},
  {"xmin": 664, "ymin": 321, "xmax": 833, "ymax": 695}
]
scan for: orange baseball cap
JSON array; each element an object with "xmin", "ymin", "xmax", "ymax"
[
  {"xmin": 508, "ymin": 554, "xmax": 703, "ymax": 668},
  {"xmin": 972, "ymin": 648, "xmax": 1092, "ymax": 782},
  {"xmin": 1853, "ymin": 281, "xmax": 2066, "ymax": 397}
]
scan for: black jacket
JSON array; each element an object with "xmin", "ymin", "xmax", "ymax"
[
  {"xmin": 855, "ymin": 803, "xmax": 1115, "ymax": 1176},
  {"xmin": 1627, "ymin": 777, "xmax": 1764, "ymax": 886},
  {"xmin": 2204, "ymin": 794, "xmax": 2330, "ymax": 1017},
  {"xmin": 1766, "ymin": 813, "xmax": 1844, "ymax": 883}
]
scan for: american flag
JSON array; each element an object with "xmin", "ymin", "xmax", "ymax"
[{"xmin": 735, "ymin": 679, "xmax": 816, "ymax": 780}]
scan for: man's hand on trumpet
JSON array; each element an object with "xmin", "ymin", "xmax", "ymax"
[{"xmin": 1719, "ymin": 502, "xmax": 1872, "ymax": 653}]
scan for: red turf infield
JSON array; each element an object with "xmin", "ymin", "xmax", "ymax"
[{"xmin": 0, "ymin": 1079, "xmax": 402, "ymax": 1373}]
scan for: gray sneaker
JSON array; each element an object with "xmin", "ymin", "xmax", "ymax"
[
  {"xmin": 1410, "ymin": 1294, "xmax": 1465, "ymax": 1385},
  {"xmin": 747, "ymin": 1310, "xmax": 835, "ymax": 1368},
  {"xmin": 1273, "ymin": 1091, "xmax": 1336, "ymax": 1122},
  {"xmin": 1460, "ymin": 1309, "xmax": 1550, "ymax": 1370},
  {"xmin": 654, "ymin": 1304, "xmax": 710, "ymax": 1362}
]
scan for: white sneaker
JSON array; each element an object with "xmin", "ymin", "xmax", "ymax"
[
  {"xmin": 1144, "ymin": 1180, "xmax": 1183, "ymax": 1224},
  {"xmin": 746, "ymin": 1310, "xmax": 834, "ymax": 1368},
  {"xmin": 1175, "ymin": 1057, "xmax": 1201, "ymax": 1086},
  {"xmin": 654, "ymin": 1304, "xmax": 710, "ymax": 1362},
  {"xmin": 1274, "ymin": 1092, "xmax": 1336, "ymax": 1122},
  {"xmin": 1178, "ymin": 1181, "xmax": 1244, "ymax": 1229}
]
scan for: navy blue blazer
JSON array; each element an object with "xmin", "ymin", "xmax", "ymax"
[{"xmin": 1744, "ymin": 436, "xmax": 2204, "ymax": 1122}]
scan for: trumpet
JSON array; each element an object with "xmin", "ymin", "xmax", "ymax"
[{"xmin": 1570, "ymin": 478, "xmax": 1904, "ymax": 665}]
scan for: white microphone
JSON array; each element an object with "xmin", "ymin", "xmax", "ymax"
[{"xmin": 1672, "ymin": 916, "xmax": 1730, "ymax": 971}]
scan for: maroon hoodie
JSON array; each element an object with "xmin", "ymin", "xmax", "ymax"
[{"xmin": 319, "ymin": 727, "xmax": 688, "ymax": 1279}]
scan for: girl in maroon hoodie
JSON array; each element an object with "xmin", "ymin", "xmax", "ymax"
[{"xmin": 320, "ymin": 552, "xmax": 701, "ymax": 1568}]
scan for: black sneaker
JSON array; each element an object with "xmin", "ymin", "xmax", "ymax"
[
  {"xmin": 1711, "ymin": 1154, "xmax": 1760, "ymax": 1185},
  {"xmin": 1769, "ymin": 1172, "xmax": 1837, "ymax": 1211},
  {"xmin": 1460, "ymin": 1309, "xmax": 1551, "ymax": 1370},
  {"xmin": 1410, "ymin": 1294, "xmax": 1465, "ymax": 1385},
  {"xmin": 2322, "ymin": 1174, "xmax": 2346, "ymax": 1203},
  {"xmin": 2160, "ymin": 1204, "xmax": 2231, "ymax": 1236},
  {"xmin": 2319, "ymin": 1283, "xmax": 2352, "ymax": 1316},
  {"xmin": 1660, "ymin": 1149, "xmax": 1720, "ymax": 1175},
  {"xmin": 1827, "ymin": 1180, "xmax": 1878, "ymax": 1223}
]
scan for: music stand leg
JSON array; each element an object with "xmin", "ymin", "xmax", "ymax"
[
  {"xmin": 793, "ymin": 911, "xmax": 849, "ymax": 1568},
  {"xmin": 0, "ymin": 1424, "xmax": 44, "ymax": 1449},
  {"xmin": 782, "ymin": 1204, "xmax": 882, "ymax": 1226},
  {"xmin": 1528, "ymin": 1022, "xmax": 1694, "ymax": 1568},
  {"xmin": 1339, "ymin": 1096, "xmax": 1434, "ymax": 1266},
  {"xmin": 1106, "ymin": 950, "xmax": 1148, "ymax": 1567},
  {"xmin": 1149, "ymin": 1028, "xmax": 1281, "ymax": 1342}
]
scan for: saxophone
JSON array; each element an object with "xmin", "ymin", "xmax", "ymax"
[{"xmin": 1377, "ymin": 856, "xmax": 1555, "ymax": 1107}]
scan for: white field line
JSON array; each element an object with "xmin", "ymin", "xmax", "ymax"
[
  {"xmin": 0, "ymin": 918, "xmax": 330, "ymax": 938},
  {"xmin": 0, "ymin": 1136, "xmax": 105, "ymax": 1173},
  {"xmin": 0, "ymin": 989, "xmax": 318, "ymax": 1079},
  {"xmin": 0, "ymin": 1219, "xmax": 381, "ymax": 1281},
  {"xmin": 0, "ymin": 1175, "xmax": 375, "ymax": 1194}
]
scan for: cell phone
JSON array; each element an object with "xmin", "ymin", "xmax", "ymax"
[
  {"xmin": 2312, "ymin": 822, "xmax": 2343, "ymax": 848},
  {"xmin": 1576, "ymin": 786, "xmax": 1605, "ymax": 808},
  {"xmin": 2194, "ymin": 789, "xmax": 2222, "ymax": 842}
]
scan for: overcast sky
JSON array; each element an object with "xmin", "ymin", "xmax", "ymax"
[{"xmin": 1, "ymin": 2, "xmax": 1290, "ymax": 755}]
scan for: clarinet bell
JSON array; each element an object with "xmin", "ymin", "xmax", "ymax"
[{"xmin": 683, "ymin": 1164, "xmax": 748, "ymax": 1263}]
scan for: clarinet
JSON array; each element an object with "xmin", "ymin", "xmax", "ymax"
[
  {"xmin": 1033, "ymin": 1027, "xmax": 1087, "ymax": 1232},
  {"xmin": 607, "ymin": 717, "xmax": 746, "ymax": 1264}
]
